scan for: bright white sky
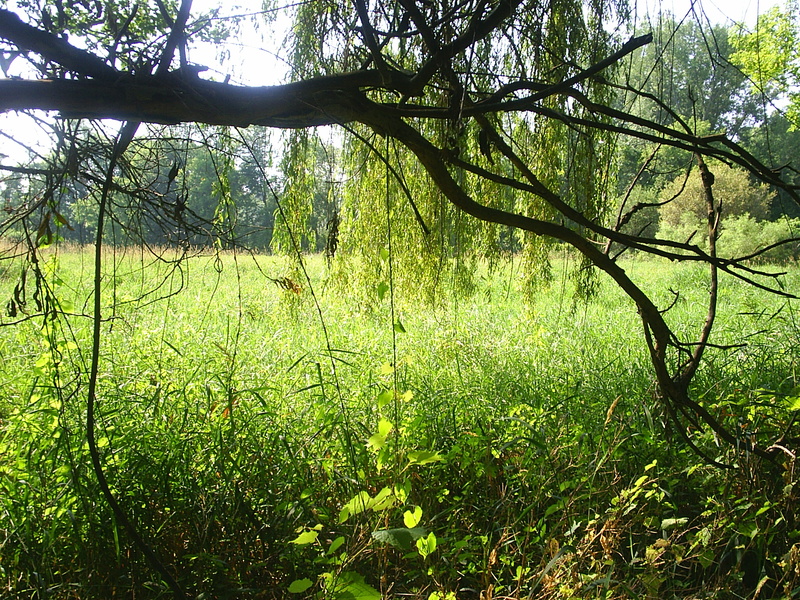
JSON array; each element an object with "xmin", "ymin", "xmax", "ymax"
[
  {"xmin": 640, "ymin": 0, "xmax": 783, "ymax": 24},
  {"xmin": 0, "ymin": 0, "xmax": 791, "ymax": 164}
]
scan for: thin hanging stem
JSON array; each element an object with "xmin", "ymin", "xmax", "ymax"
[
  {"xmin": 234, "ymin": 129, "xmax": 358, "ymax": 477},
  {"xmin": 86, "ymin": 120, "xmax": 188, "ymax": 599},
  {"xmin": 385, "ymin": 136, "xmax": 401, "ymax": 472}
]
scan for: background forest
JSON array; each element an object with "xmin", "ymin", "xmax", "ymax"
[{"xmin": 2, "ymin": 0, "xmax": 800, "ymax": 599}]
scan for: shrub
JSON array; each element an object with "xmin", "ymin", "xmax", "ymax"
[
  {"xmin": 658, "ymin": 214, "xmax": 800, "ymax": 263},
  {"xmin": 659, "ymin": 164, "xmax": 775, "ymax": 226}
]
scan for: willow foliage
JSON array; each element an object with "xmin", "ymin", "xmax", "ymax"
[{"xmin": 271, "ymin": 0, "xmax": 627, "ymax": 303}]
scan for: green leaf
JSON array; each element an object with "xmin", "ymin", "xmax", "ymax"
[
  {"xmin": 367, "ymin": 432, "xmax": 387, "ymax": 451},
  {"xmin": 404, "ymin": 506, "xmax": 422, "ymax": 528},
  {"xmin": 289, "ymin": 530, "xmax": 319, "ymax": 545},
  {"xmin": 738, "ymin": 521, "xmax": 759, "ymax": 539},
  {"xmin": 378, "ymin": 418, "xmax": 393, "ymax": 437},
  {"xmin": 371, "ymin": 527, "xmax": 427, "ymax": 551},
  {"xmin": 544, "ymin": 502, "xmax": 563, "ymax": 518},
  {"xmin": 367, "ymin": 417, "xmax": 392, "ymax": 452},
  {"xmin": 368, "ymin": 486, "xmax": 398, "ymax": 511},
  {"xmin": 697, "ymin": 547, "xmax": 716, "ymax": 569},
  {"xmin": 660, "ymin": 517, "xmax": 689, "ymax": 530},
  {"xmin": 393, "ymin": 319, "xmax": 406, "ymax": 333},
  {"xmin": 416, "ymin": 531, "xmax": 437, "ymax": 558},
  {"xmin": 334, "ymin": 572, "xmax": 381, "ymax": 600},
  {"xmin": 377, "ymin": 389, "xmax": 393, "ymax": 408},
  {"xmin": 379, "ymin": 248, "xmax": 389, "ymax": 261},
  {"xmin": 407, "ymin": 450, "xmax": 443, "ymax": 465},
  {"xmin": 339, "ymin": 491, "xmax": 372, "ymax": 523},
  {"xmin": 288, "ymin": 578, "xmax": 314, "ymax": 593},
  {"xmin": 377, "ymin": 282, "xmax": 389, "ymax": 301},
  {"xmin": 379, "ymin": 362, "xmax": 394, "ymax": 375},
  {"xmin": 393, "ymin": 482, "xmax": 410, "ymax": 504},
  {"xmin": 328, "ymin": 535, "xmax": 346, "ymax": 555}
]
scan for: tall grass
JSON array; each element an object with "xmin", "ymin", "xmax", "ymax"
[{"xmin": 0, "ymin": 246, "xmax": 798, "ymax": 598}]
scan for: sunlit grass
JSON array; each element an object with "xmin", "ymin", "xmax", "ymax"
[{"xmin": 0, "ymin": 246, "xmax": 798, "ymax": 598}]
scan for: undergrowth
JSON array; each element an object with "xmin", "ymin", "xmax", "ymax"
[{"xmin": 0, "ymin": 248, "xmax": 799, "ymax": 599}]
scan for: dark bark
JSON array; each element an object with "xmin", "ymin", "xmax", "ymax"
[{"xmin": 0, "ymin": 74, "xmax": 382, "ymax": 127}]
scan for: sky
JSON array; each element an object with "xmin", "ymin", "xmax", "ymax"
[{"xmin": 640, "ymin": 0, "xmax": 784, "ymax": 24}]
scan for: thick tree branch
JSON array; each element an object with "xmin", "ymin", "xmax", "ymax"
[
  {"xmin": 0, "ymin": 75, "xmax": 374, "ymax": 127},
  {"xmin": 358, "ymin": 99, "xmax": 675, "ymax": 349},
  {"xmin": 0, "ymin": 8, "xmax": 117, "ymax": 80}
]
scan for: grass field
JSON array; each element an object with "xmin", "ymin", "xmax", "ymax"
[{"xmin": 1, "ymin": 245, "xmax": 799, "ymax": 599}]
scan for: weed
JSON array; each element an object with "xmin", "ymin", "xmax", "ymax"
[{"xmin": 0, "ymin": 249, "xmax": 797, "ymax": 598}]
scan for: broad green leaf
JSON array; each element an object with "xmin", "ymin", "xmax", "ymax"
[
  {"xmin": 407, "ymin": 450, "xmax": 443, "ymax": 465},
  {"xmin": 697, "ymin": 547, "xmax": 716, "ymax": 569},
  {"xmin": 371, "ymin": 527, "xmax": 426, "ymax": 551},
  {"xmin": 393, "ymin": 482, "xmax": 409, "ymax": 503},
  {"xmin": 416, "ymin": 531, "xmax": 437, "ymax": 558},
  {"xmin": 404, "ymin": 506, "xmax": 422, "ymax": 528},
  {"xmin": 377, "ymin": 389, "xmax": 393, "ymax": 408},
  {"xmin": 369, "ymin": 486, "xmax": 397, "ymax": 511},
  {"xmin": 334, "ymin": 572, "xmax": 381, "ymax": 600},
  {"xmin": 289, "ymin": 530, "xmax": 319, "ymax": 545},
  {"xmin": 288, "ymin": 578, "xmax": 314, "ymax": 593},
  {"xmin": 660, "ymin": 518, "xmax": 688, "ymax": 530},
  {"xmin": 367, "ymin": 418, "xmax": 392, "ymax": 451},
  {"xmin": 377, "ymin": 281, "xmax": 389, "ymax": 301},
  {"xmin": 328, "ymin": 535, "xmax": 346, "ymax": 555},
  {"xmin": 377, "ymin": 418, "xmax": 393, "ymax": 437},
  {"xmin": 544, "ymin": 502, "xmax": 563, "ymax": 518},
  {"xmin": 367, "ymin": 432, "xmax": 387, "ymax": 451},
  {"xmin": 379, "ymin": 362, "xmax": 394, "ymax": 375},
  {"xmin": 340, "ymin": 491, "xmax": 372, "ymax": 523},
  {"xmin": 738, "ymin": 521, "xmax": 759, "ymax": 538},
  {"xmin": 393, "ymin": 319, "xmax": 406, "ymax": 333}
]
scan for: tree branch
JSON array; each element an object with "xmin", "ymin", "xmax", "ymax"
[
  {"xmin": 155, "ymin": 0, "xmax": 193, "ymax": 76},
  {"xmin": 0, "ymin": 75, "xmax": 374, "ymax": 127},
  {"xmin": 0, "ymin": 8, "xmax": 117, "ymax": 80}
]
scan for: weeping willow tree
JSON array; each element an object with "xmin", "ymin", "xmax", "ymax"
[
  {"xmin": 1, "ymin": 0, "xmax": 799, "ymax": 513},
  {"xmin": 273, "ymin": 0, "xmax": 622, "ymax": 303}
]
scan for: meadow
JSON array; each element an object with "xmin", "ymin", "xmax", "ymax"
[{"xmin": 0, "ymin": 245, "xmax": 799, "ymax": 599}]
